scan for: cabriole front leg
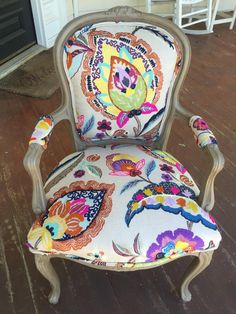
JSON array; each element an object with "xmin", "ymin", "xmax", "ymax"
[
  {"xmin": 180, "ymin": 251, "xmax": 213, "ymax": 302},
  {"xmin": 35, "ymin": 254, "xmax": 61, "ymax": 304}
]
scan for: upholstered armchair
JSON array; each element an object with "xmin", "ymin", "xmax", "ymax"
[{"xmin": 24, "ymin": 6, "xmax": 224, "ymax": 304}]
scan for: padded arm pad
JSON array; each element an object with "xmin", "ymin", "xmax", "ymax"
[
  {"xmin": 189, "ymin": 116, "xmax": 217, "ymax": 149},
  {"xmin": 29, "ymin": 115, "xmax": 54, "ymax": 149}
]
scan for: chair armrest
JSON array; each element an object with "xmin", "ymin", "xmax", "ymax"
[
  {"xmin": 176, "ymin": 103, "xmax": 225, "ymax": 211},
  {"xmin": 189, "ymin": 115, "xmax": 217, "ymax": 148},
  {"xmin": 24, "ymin": 115, "xmax": 55, "ymax": 214}
]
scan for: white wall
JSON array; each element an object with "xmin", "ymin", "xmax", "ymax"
[
  {"xmin": 32, "ymin": 0, "xmax": 236, "ymax": 48},
  {"xmin": 67, "ymin": 0, "xmax": 236, "ymax": 18},
  {"xmin": 67, "ymin": 0, "xmax": 175, "ymax": 16}
]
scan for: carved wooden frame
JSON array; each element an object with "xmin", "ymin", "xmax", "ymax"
[{"xmin": 23, "ymin": 6, "xmax": 224, "ymax": 304}]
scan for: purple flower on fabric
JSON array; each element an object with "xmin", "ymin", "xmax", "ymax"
[
  {"xmin": 164, "ymin": 196, "xmax": 176, "ymax": 207},
  {"xmin": 182, "ymin": 189, "xmax": 192, "ymax": 198},
  {"xmin": 146, "ymin": 229, "xmax": 204, "ymax": 262},
  {"xmin": 74, "ymin": 170, "xmax": 85, "ymax": 178},
  {"xmin": 95, "ymin": 132, "xmax": 106, "ymax": 139},
  {"xmin": 97, "ymin": 119, "xmax": 112, "ymax": 132},
  {"xmin": 159, "ymin": 164, "xmax": 174, "ymax": 173},
  {"xmin": 114, "ymin": 66, "xmax": 138, "ymax": 93},
  {"xmin": 161, "ymin": 173, "xmax": 172, "ymax": 182}
]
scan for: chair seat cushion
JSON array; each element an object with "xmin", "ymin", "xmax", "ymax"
[{"xmin": 27, "ymin": 145, "xmax": 221, "ymax": 269}]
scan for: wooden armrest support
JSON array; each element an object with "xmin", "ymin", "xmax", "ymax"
[
  {"xmin": 23, "ymin": 144, "xmax": 47, "ymax": 214},
  {"xmin": 23, "ymin": 105, "xmax": 72, "ymax": 214},
  {"xmin": 176, "ymin": 102, "xmax": 225, "ymax": 211},
  {"xmin": 198, "ymin": 144, "xmax": 224, "ymax": 211}
]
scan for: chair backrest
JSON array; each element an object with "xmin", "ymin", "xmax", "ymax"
[{"xmin": 54, "ymin": 6, "xmax": 190, "ymax": 149}]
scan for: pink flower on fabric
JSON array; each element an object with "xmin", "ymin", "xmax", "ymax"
[
  {"xmin": 209, "ymin": 215, "xmax": 216, "ymax": 224},
  {"xmin": 176, "ymin": 163, "xmax": 186, "ymax": 174},
  {"xmin": 70, "ymin": 198, "xmax": 90, "ymax": 216},
  {"xmin": 193, "ymin": 118, "xmax": 209, "ymax": 131},
  {"xmin": 135, "ymin": 194, "xmax": 144, "ymax": 201},
  {"xmin": 170, "ymin": 186, "xmax": 180, "ymax": 195},
  {"xmin": 117, "ymin": 103, "xmax": 158, "ymax": 128}
]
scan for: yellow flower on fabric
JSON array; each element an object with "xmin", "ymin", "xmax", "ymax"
[
  {"xmin": 42, "ymin": 216, "xmax": 67, "ymax": 239},
  {"xmin": 144, "ymin": 188, "xmax": 152, "ymax": 196},
  {"xmin": 28, "ymin": 227, "xmax": 53, "ymax": 251},
  {"xmin": 175, "ymin": 240, "xmax": 190, "ymax": 251},
  {"xmin": 186, "ymin": 201, "xmax": 199, "ymax": 213},
  {"xmin": 131, "ymin": 202, "xmax": 139, "ymax": 211},
  {"xmin": 113, "ymin": 154, "xmax": 139, "ymax": 163},
  {"xmin": 155, "ymin": 195, "xmax": 165, "ymax": 203}
]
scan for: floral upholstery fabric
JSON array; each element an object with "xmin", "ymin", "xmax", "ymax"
[
  {"xmin": 63, "ymin": 22, "xmax": 182, "ymax": 143},
  {"xmin": 27, "ymin": 145, "xmax": 221, "ymax": 269},
  {"xmin": 29, "ymin": 115, "xmax": 54, "ymax": 149},
  {"xmin": 190, "ymin": 116, "xmax": 217, "ymax": 148}
]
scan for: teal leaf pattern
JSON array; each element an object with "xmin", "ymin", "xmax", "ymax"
[{"xmin": 86, "ymin": 165, "xmax": 102, "ymax": 178}]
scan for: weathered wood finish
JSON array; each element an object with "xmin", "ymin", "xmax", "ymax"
[{"xmin": 0, "ymin": 23, "xmax": 235, "ymax": 314}]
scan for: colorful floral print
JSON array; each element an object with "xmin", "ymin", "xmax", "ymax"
[
  {"xmin": 125, "ymin": 190, "xmax": 217, "ymax": 230},
  {"xmin": 81, "ymin": 31, "xmax": 163, "ymax": 132},
  {"xmin": 146, "ymin": 229, "xmax": 204, "ymax": 262},
  {"xmin": 139, "ymin": 147, "xmax": 187, "ymax": 174},
  {"xmin": 64, "ymin": 25, "xmax": 93, "ymax": 78},
  {"xmin": 190, "ymin": 116, "xmax": 217, "ymax": 148},
  {"xmin": 27, "ymin": 145, "xmax": 220, "ymax": 266},
  {"xmin": 161, "ymin": 173, "xmax": 172, "ymax": 182},
  {"xmin": 106, "ymin": 153, "xmax": 145, "ymax": 177},
  {"xmin": 97, "ymin": 119, "xmax": 112, "ymax": 132},
  {"xmin": 63, "ymin": 22, "xmax": 183, "ymax": 142},
  {"xmin": 29, "ymin": 115, "xmax": 54, "ymax": 149},
  {"xmin": 159, "ymin": 164, "xmax": 175, "ymax": 173},
  {"xmin": 27, "ymin": 181, "xmax": 115, "ymax": 252}
]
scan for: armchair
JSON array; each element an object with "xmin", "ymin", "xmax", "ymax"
[{"xmin": 24, "ymin": 6, "xmax": 224, "ymax": 304}]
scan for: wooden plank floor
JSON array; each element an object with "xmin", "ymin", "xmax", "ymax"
[{"xmin": 0, "ymin": 24, "xmax": 235, "ymax": 314}]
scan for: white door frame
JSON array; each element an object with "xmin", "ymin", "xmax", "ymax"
[{"xmin": 30, "ymin": 0, "xmax": 68, "ymax": 48}]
